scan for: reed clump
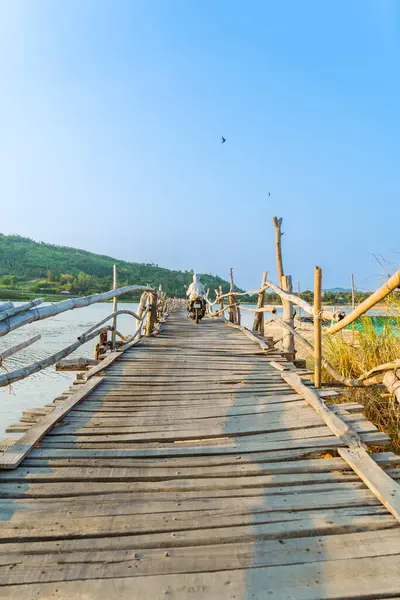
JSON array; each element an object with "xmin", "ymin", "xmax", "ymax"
[{"xmin": 322, "ymin": 309, "xmax": 400, "ymax": 452}]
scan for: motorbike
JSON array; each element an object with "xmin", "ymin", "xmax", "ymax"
[{"xmin": 187, "ymin": 296, "xmax": 206, "ymax": 324}]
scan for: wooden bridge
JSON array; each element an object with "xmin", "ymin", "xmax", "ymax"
[{"xmin": 0, "ymin": 304, "xmax": 400, "ymax": 599}]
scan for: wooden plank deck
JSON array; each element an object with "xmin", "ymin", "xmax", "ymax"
[{"xmin": 0, "ymin": 306, "xmax": 399, "ymax": 599}]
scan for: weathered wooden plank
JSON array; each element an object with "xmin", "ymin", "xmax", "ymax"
[
  {"xmin": 21, "ymin": 451, "xmax": 399, "ymax": 471},
  {"xmin": 35, "ymin": 431, "xmax": 388, "ymax": 453},
  {"xmin": 0, "ymin": 514, "xmax": 395, "ymax": 562},
  {"xmin": 339, "ymin": 447, "xmax": 400, "ymax": 522},
  {"xmin": 0, "ymin": 488, "xmax": 379, "ymax": 521},
  {"xmin": 0, "ymin": 377, "xmax": 104, "ymax": 470},
  {"xmin": 0, "ymin": 456, "xmax": 360, "ymax": 481},
  {"xmin": 1, "ymin": 528, "xmax": 399, "ymax": 587},
  {"xmin": 25, "ymin": 445, "xmax": 342, "ymax": 463},
  {"xmin": 0, "ymin": 470, "xmax": 366, "ymax": 494},
  {"xmin": 0, "ymin": 480, "xmax": 368, "ymax": 500},
  {"xmin": 4, "ymin": 553, "xmax": 400, "ymax": 599},
  {"xmin": 42, "ymin": 421, "xmax": 379, "ymax": 445},
  {"xmin": 54, "ymin": 412, "xmax": 369, "ymax": 431}
]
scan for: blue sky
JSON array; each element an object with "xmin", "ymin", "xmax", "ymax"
[{"xmin": 0, "ymin": 0, "xmax": 399, "ymax": 290}]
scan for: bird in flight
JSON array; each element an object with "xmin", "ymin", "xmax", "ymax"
[
  {"xmin": 221, "ymin": 136, "xmax": 226, "ymax": 143},
  {"xmin": 268, "ymin": 192, "xmax": 271, "ymax": 196}
]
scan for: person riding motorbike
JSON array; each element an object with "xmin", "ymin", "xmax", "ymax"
[{"xmin": 186, "ymin": 274, "xmax": 206, "ymax": 314}]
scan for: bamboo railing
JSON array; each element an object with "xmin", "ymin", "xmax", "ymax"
[
  {"xmin": 0, "ymin": 267, "xmax": 171, "ymax": 388},
  {"xmin": 205, "ymin": 216, "xmax": 400, "ymax": 403}
]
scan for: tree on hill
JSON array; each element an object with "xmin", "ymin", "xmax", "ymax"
[{"xmin": 0, "ymin": 233, "xmax": 235, "ymax": 298}]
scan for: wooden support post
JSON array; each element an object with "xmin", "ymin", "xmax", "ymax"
[
  {"xmin": 145, "ymin": 292, "xmax": 158, "ymax": 336},
  {"xmin": 228, "ymin": 268, "xmax": 237, "ymax": 324},
  {"xmin": 272, "ymin": 216, "xmax": 284, "ymax": 284},
  {"xmin": 94, "ymin": 330, "xmax": 108, "ymax": 361},
  {"xmin": 253, "ymin": 271, "xmax": 267, "ymax": 334},
  {"xmin": 351, "ymin": 273, "xmax": 355, "ymax": 311},
  {"xmin": 273, "ymin": 216, "xmax": 289, "ymax": 355},
  {"xmin": 281, "ymin": 275, "xmax": 295, "ymax": 362},
  {"xmin": 219, "ymin": 286, "xmax": 224, "ymax": 314},
  {"xmin": 314, "ymin": 266, "xmax": 322, "ymax": 388},
  {"xmin": 111, "ymin": 264, "xmax": 117, "ymax": 349},
  {"xmin": 158, "ymin": 285, "xmax": 163, "ymax": 319},
  {"xmin": 136, "ymin": 292, "xmax": 148, "ymax": 332},
  {"xmin": 297, "ymin": 281, "xmax": 302, "ymax": 321}
]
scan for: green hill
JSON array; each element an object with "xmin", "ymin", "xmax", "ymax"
[{"xmin": 0, "ymin": 234, "xmax": 233, "ymax": 300}]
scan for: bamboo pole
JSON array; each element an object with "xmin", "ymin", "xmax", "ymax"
[
  {"xmin": 228, "ymin": 268, "xmax": 237, "ymax": 324},
  {"xmin": 239, "ymin": 305, "xmax": 277, "ymax": 314},
  {"xmin": 210, "ymin": 304, "xmax": 276, "ymax": 318},
  {"xmin": 351, "ymin": 273, "xmax": 355, "ymax": 311},
  {"xmin": 281, "ymin": 275, "xmax": 295, "ymax": 361},
  {"xmin": 0, "ymin": 326, "xmax": 111, "ymax": 388},
  {"xmin": 0, "ymin": 335, "xmax": 41, "ymax": 364},
  {"xmin": 111, "ymin": 265, "xmax": 118, "ymax": 349},
  {"xmin": 273, "ymin": 216, "xmax": 294, "ymax": 358},
  {"xmin": 0, "ymin": 298, "xmax": 45, "ymax": 323},
  {"xmin": 122, "ymin": 306, "xmax": 150, "ymax": 345},
  {"xmin": 272, "ymin": 217, "xmax": 284, "ymax": 284},
  {"xmin": 270, "ymin": 316, "xmax": 390, "ymax": 387},
  {"xmin": 0, "ymin": 284, "xmax": 154, "ymax": 338},
  {"xmin": 78, "ymin": 309, "xmax": 144, "ymax": 339},
  {"xmin": 209, "ymin": 303, "xmax": 238, "ymax": 318},
  {"xmin": 252, "ymin": 271, "xmax": 267, "ymax": 334},
  {"xmin": 314, "ymin": 266, "xmax": 322, "ymax": 388},
  {"xmin": 219, "ymin": 285, "xmax": 224, "ymax": 315},
  {"xmin": 383, "ymin": 370, "xmax": 400, "ymax": 405},
  {"xmin": 210, "ymin": 280, "xmax": 342, "ymax": 321},
  {"xmin": 328, "ymin": 269, "xmax": 400, "ymax": 335},
  {"xmin": 298, "ymin": 281, "xmax": 302, "ymax": 321},
  {"xmin": 359, "ymin": 359, "xmax": 400, "ymax": 381},
  {"xmin": 264, "ymin": 279, "xmax": 343, "ymax": 321},
  {"xmin": 0, "ymin": 302, "xmax": 14, "ymax": 313}
]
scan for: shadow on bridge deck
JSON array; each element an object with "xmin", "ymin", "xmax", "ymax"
[{"xmin": 0, "ymin": 308, "xmax": 399, "ymax": 598}]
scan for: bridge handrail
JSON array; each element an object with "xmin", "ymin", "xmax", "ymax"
[
  {"xmin": 207, "ymin": 281, "xmax": 345, "ymax": 321},
  {"xmin": 205, "ymin": 216, "xmax": 400, "ymax": 404},
  {"xmin": 327, "ymin": 269, "xmax": 400, "ymax": 334},
  {"xmin": 0, "ymin": 325, "xmax": 111, "ymax": 388},
  {"xmin": 0, "ymin": 285, "xmax": 155, "ymax": 338},
  {"xmin": 0, "ymin": 272, "xmax": 171, "ymax": 389}
]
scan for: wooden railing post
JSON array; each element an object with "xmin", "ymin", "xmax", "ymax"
[
  {"xmin": 136, "ymin": 292, "xmax": 148, "ymax": 332},
  {"xmin": 272, "ymin": 217, "xmax": 284, "ymax": 284},
  {"xmin": 229, "ymin": 268, "xmax": 239, "ymax": 324},
  {"xmin": 218, "ymin": 286, "xmax": 224, "ymax": 315},
  {"xmin": 111, "ymin": 264, "xmax": 118, "ymax": 349},
  {"xmin": 281, "ymin": 275, "xmax": 295, "ymax": 362},
  {"xmin": 253, "ymin": 271, "xmax": 267, "ymax": 334},
  {"xmin": 228, "ymin": 268, "xmax": 235, "ymax": 323},
  {"xmin": 273, "ymin": 216, "xmax": 292, "ymax": 357},
  {"xmin": 145, "ymin": 292, "xmax": 158, "ymax": 336},
  {"xmin": 314, "ymin": 266, "xmax": 322, "ymax": 387}
]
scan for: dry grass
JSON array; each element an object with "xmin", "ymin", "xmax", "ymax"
[{"xmin": 320, "ymin": 304, "xmax": 400, "ymax": 453}]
